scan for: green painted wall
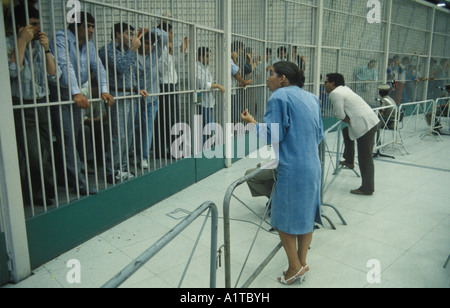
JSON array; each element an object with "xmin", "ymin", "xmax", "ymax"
[{"xmin": 26, "ymin": 158, "xmax": 196, "ymax": 270}]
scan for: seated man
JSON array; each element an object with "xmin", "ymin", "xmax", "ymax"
[
  {"xmin": 377, "ymin": 84, "xmax": 397, "ymax": 130},
  {"xmin": 245, "ymin": 163, "xmax": 277, "ymax": 200},
  {"xmin": 426, "ymin": 84, "xmax": 450, "ymax": 134}
]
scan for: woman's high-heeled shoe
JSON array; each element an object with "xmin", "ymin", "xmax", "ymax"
[
  {"xmin": 301, "ymin": 265, "xmax": 310, "ymax": 282},
  {"xmin": 283, "ymin": 265, "xmax": 309, "ymax": 283},
  {"xmin": 278, "ymin": 267, "xmax": 304, "ymax": 285}
]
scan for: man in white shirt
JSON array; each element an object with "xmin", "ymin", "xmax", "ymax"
[
  {"xmin": 156, "ymin": 22, "xmax": 188, "ymax": 159},
  {"xmin": 197, "ymin": 47, "xmax": 224, "ymax": 127},
  {"xmin": 325, "ymin": 73, "xmax": 380, "ymax": 196}
]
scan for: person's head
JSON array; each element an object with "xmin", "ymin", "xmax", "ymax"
[
  {"xmin": 277, "ymin": 46, "xmax": 287, "ymax": 59},
  {"xmin": 266, "ymin": 48, "xmax": 272, "ymax": 61},
  {"xmin": 198, "ymin": 47, "xmax": 211, "ymax": 66},
  {"xmin": 446, "ymin": 84, "xmax": 450, "ymax": 94},
  {"xmin": 231, "ymin": 41, "xmax": 244, "ymax": 54},
  {"xmin": 266, "ymin": 61, "xmax": 304, "ymax": 92},
  {"xmin": 14, "ymin": 4, "xmax": 41, "ymax": 40},
  {"xmin": 157, "ymin": 22, "xmax": 173, "ymax": 42},
  {"xmin": 368, "ymin": 60, "xmax": 376, "ymax": 69},
  {"xmin": 113, "ymin": 23, "xmax": 135, "ymax": 48},
  {"xmin": 324, "ymin": 73, "xmax": 345, "ymax": 93},
  {"xmin": 139, "ymin": 32, "xmax": 155, "ymax": 55},
  {"xmin": 68, "ymin": 12, "xmax": 95, "ymax": 44},
  {"xmin": 378, "ymin": 84, "xmax": 390, "ymax": 97}
]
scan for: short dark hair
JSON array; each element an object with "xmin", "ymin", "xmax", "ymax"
[
  {"xmin": 326, "ymin": 73, "xmax": 346, "ymax": 87},
  {"xmin": 68, "ymin": 12, "xmax": 95, "ymax": 34},
  {"xmin": 273, "ymin": 61, "xmax": 305, "ymax": 88},
  {"xmin": 379, "ymin": 89, "xmax": 389, "ymax": 96},
  {"xmin": 157, "ymin": 22, "xmax": 172, "ymax": 33},
  {"xmin": 14, "ymin": 4, "xmax": 40, "ymax": 29},
  {"xmin": 277, "ymin": 46, "xmax": 287, "ymax": 57},
  {"xmin": 231, "ymin": 41, "xmax": 244, "ymax": 52},
  {"xmin": 112, "ymin": 22, "xmax": 134, "ymax": 39},
  {"xmin": 143, "ymin": 32, "xmax": 156, "ymax": 45},
  {"xmin": 198, "ymin": 47, "xmax": 210, "ymax": 61}
]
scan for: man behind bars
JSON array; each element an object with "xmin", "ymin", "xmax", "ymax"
[
  {"xmin": 98, "ymin": 23, "xmax": 149, "ymax": 183},
  {"xmin": 49, "ymin": 12, "xmax": 114, "ymax": 195},
  {"xmin": 7, "ymin": 4, "xmax": 60, "ymax": 206},
  {"xmin": 135, "ymin": 27, "xmax": 168, "ymax": 165}
]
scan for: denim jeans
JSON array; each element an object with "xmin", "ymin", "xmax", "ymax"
[
  {"xmin": 105, "ymin": 91, "xmax": 135, "ymax": 174},
  {"xmin": 135, "ymin": 97, "xmax": 158, "ymax": 161}
]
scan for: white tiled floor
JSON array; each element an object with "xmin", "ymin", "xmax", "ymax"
[{"xmin": 3, "ymin": 127, "xmax": 450, "ymax": 288}]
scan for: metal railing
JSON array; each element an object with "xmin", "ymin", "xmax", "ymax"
[
  {"xmin": 319, "ymin": 120, "xmax": 348, "ymax": 229},
  {"xmin": 397, "ymin": 99, "xmax": 435, "ymax": 142},
  {"xmin": 102, "ymin": 201, "xmax": 218, "ymax": 288},
  {"xmin": 223, "ymin": 159, "xmax": 280, "ymax": 288}
]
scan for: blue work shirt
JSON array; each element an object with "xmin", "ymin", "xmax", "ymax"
[
  {"xmin": 98, "ymin": 41, "xmax": 138, "ymax": 92},
  {"xmin": 137, "ymin": 28, "xmax": 168, "ymax": 103},
  {"xmin": 8, "ymin": 36, "xmax": 61, "ymax": 100},
  {"xmin": 50, "ymin": 29, "xmax": 108, "ymax": 96}
]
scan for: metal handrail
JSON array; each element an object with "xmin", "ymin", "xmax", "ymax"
[
  {"xmin": 397, "ymin": 99, "xmax": 435, "ymax": 138},
  {"xmin": 223, "ymin": 159, "xmax": 279, "ymax": 288},
  {"xmin": 319, "ymin": 121, "xmax": 348, "ymax": 229},
  {"xmin": 102, "ymin": 201, "xmax": 218, "ymax": 288}
]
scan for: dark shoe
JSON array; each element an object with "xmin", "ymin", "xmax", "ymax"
[
  {"xmin": 339, "ymin": 161, "xmax": 354, "ymax": 170},
  {"xmin": 33, "ymin": 198, "xmax": 54, "ymax": 206},
  {"xmin": 350, "ymin": 189, "xmax": 373, "ymax": 196},
  {"xmin": 78, "ymin": 185, "xmax": 98, "ymax": 195}
]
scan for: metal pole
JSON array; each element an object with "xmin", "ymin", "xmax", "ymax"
[
  {"xmin": 0, "ymin": 4, "xmax": 31, "ymax": 283},
  {"xmin": 314, "ymin": 0, "xmax": 323, "ymax": 98},
  {"xmin": 223, "ymin": 159, "xmax": 278, "ymax": 288},
  {"xmin": 424, "ymin": 7, "xmax": 436, "ymax": 101},
  {"xmin": 383, "ymin": 0, "xmax": 393, "ymax": 84},
  {"xmin": 223, "ymin": 0, "xmax": 233, "ymax": 168}
]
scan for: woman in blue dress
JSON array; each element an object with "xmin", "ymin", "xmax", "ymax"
[{"xmin": 241, "ymin": 61, "xmax": 323, "ymax": 285}]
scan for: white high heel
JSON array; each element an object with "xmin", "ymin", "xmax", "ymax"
[
  {"xmin": 283, "ymin": 265, "xmax": 309, "ymax": 283},
  {"xmin": 278, "ymin": 267, "xmax": 304, "ymax": 285},
  {"xmin": 301, "ymin": 265, "xmax": 310, "ymax": 282}
]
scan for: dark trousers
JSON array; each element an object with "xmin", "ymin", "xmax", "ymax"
[
  {"xmin": 13, "ymin": 98, "xmax": 55, "ymax": 203},
  {"xmin": 154, "ymin": 84, "xmax": 179, "ymax": 158},
  {"xmin": 342, "ymin": 125, "xmax": 377, "ymax": 194},
  {"xmin": 49, "ymin": 85, "xmax": 86, "ymax": 189},
  {"xmin": 245, "ymin": 167, "xmax": 277, "ymax": 198}
]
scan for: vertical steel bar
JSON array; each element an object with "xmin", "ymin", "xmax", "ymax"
[
  {"xmin": 0, "ymin": 3, "xmax": 31, "ymax": 282},
  {"xmin": 223, "ymin": 0, "xmax": 233, "ymax": 168}
]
